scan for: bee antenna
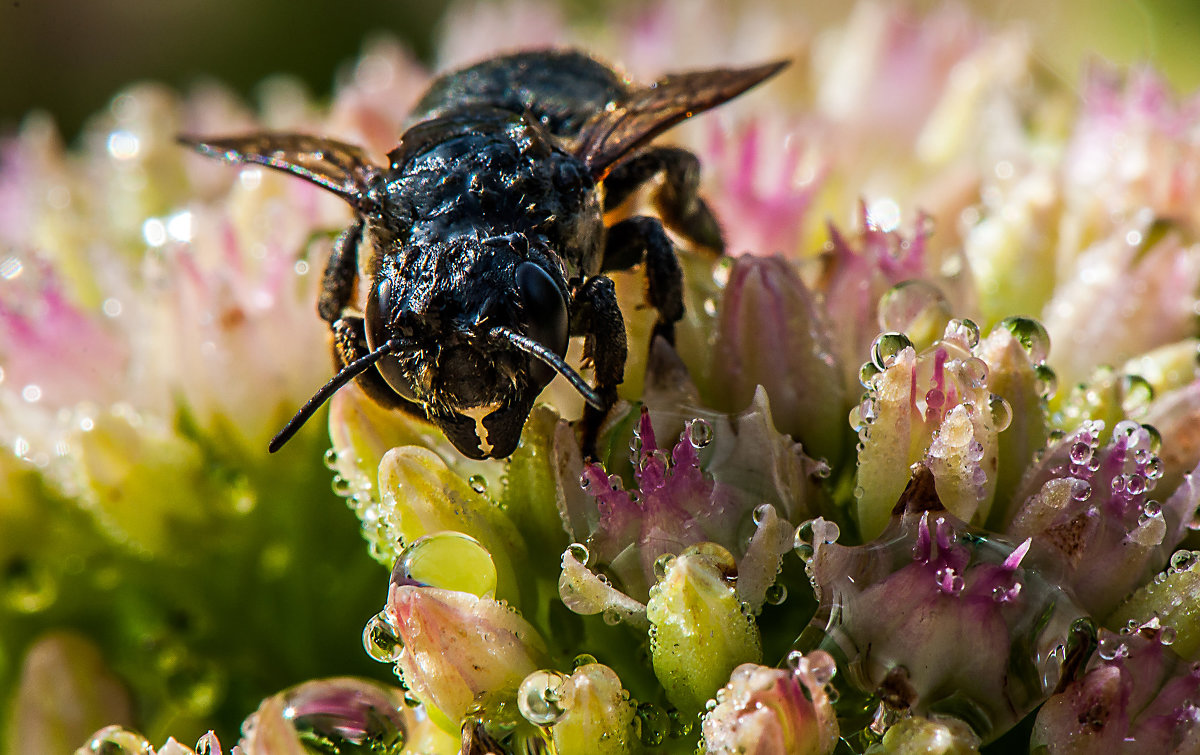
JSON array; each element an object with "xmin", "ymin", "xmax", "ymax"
[
  {"xmin": 488, "ymin": 326, "xmax": 604, "ymax": 409},
  {"xmin": 268, "ymin": 338, "xmax": 409, "ymax": 453}
]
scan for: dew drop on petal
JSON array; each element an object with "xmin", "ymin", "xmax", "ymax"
[
  {"xmin": 1171, "ymin": 551, "xmax": 1198, "ymax": 573},
  {"xmin": 79, "ymin": 725, "xmax": 153, "ymax": 754},
  {"xmin": 1097, "ymin": 635, "xmax": 1128, "ymax": 661},
  {"xmin": 653, "ymin": 553, "xmax": 675, "ymax": 581},
  {"xmin": 989, "ymin": 394, "xmax": 1012, "ymax": 431},
  {"xmin": 331, "ymin": 474, "xmax": 353, "ymax": 497},
  {"xmin": 572, "ymin": 653, "xmax": 597, "ymax": 669},
  {"xmin": 871, "ymin": 332, "xmax": 914, "ymax": 370},
  {"xmin": 363, "ymin": 610, "xmax": 404, "ymax": 663},
  {"xmin": 468, "ymin": 474, "xmax": 488, "ymax": 494},
  {"xmin": 1142, "ymin": 424, "xmax": 1163, "ymax": 454},
  {"xmin": 636, "ymin": 702, "xmax": 669, "ymax": 746},
  {"xmin": 1070, "ymin": 480, "xmax": 1092, "ymax": 502},
  {"xmin": 602, "ymin": 608, "xmax": 622, "ymax": 626},
  {"xmin": 392, "ymin": 532, "xmax": 496, "ymax": 596},
  {"xmin": 1000, "ymin": 316, "xmax": 1051, "ymax": 363},
  {"xmin": 518, "ymin": 669, "xmax": 568, "ymax": 726},
  {"xmin": 1034, "ymin": 364, "xmax": 1058, "ymax": 399},
  {"xmin": 860, "ymin": 361, "xmax": 882, "ymax": 387},
  {"xmin": 947, "ymin": 318, "xmax": 981, "ymax": 348},
  {"xmin": 764, "ymin": 583, "xmax": 787, "ymax": 605},
  {"xmin": 323, "ymin": 448, "xmax": 341, "ymax": 470},
  {"xmin": 712, "ymin": 256, "xmax": 734, "ymax": 288},
  {"xmin": 877, "ymin": 279, "xmax": 949, "ymax": 334},
  {"xmin": 566, "ymin": 543, "xmax": 590, "ymax": 567},
  {"xmin": 687, "ymin": 418, "xmax": 713, "ymax": 448}
]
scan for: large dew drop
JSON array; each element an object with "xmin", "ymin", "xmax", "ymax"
[{"xmin": 391, "ymin": 532, "xmax": 497, "ymax": 598}]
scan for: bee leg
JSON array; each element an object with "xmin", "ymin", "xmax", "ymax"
[
  {"xmin": 331, "ymin": 315, "xmax": 428, "ymax": 419},
  {"xmin": 318, "ymin": 219, "xmax": 364, "ymax": 324},
  {"xmin": 602, "ymin": 147, "xmax": 723, "ymax": 252},
  {"xmin": 602, "ymin": 215, "xmax": 684, "ymax": 344},
  {"xmin": 572, "ymin": 275, "xmax": 627, "ymax": 459}
]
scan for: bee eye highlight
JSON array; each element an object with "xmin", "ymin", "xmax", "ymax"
[
  {"xmin": 515, "ymin": 261, "xmax": 569, "ymax": 387},
  {"xmin": 366, "ymin": 278, "xmax": 419, "ymax": 402}
]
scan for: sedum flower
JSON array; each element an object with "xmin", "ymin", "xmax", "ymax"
[
  {"xmin": 646, "ymin": 543, "xmax": 763, "ymax": 714},
  {"xmin": 1032, "ymin": 619, "xmax": 1200, "ymax": 754},
  {"xmin": 701, "ymin": 653, "xmax": 841, "ymax": 755},
  {"xmin": 2, "ymin": 0, "xmax": 1200, "ymax": 753},
  {"xmin": 805, "ymin": 465, "xmax": 1085, "ymax": 743}
]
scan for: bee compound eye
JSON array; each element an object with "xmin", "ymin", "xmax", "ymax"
[
  {"xmin": 365, "ymin": 277, "xmax": 419, "ymax": 403},
  {"xmin": 514, "ymin": 261, "xmax": 569, "ymax": 387}
]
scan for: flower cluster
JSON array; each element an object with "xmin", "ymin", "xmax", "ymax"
[{"xmin": 5, "ymin": 1, "xmax": 1200, "ymax": 753}]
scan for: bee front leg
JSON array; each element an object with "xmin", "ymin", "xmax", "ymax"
[
  {"xmin": 331, "ymin": 316, "xmax": 428, "ymax": 419},
  {"xmin": 602, "ymin": 147, "xmax": 723, "ymax": 252},
  {"xmin": 602, "ymin": 215, "xmax": 684, "ymax": 344},
  {"xmin": 318, "ymin": 219, "xmax": 364, "ymax": 324},
  {"xmin": 572, "ymin": 275, "xmax": 627, "ymax": 460}
]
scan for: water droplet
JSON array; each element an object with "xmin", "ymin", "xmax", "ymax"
[
  {"xmin": 566, "ymin": 543, "xmax": 590, "ymax": 566},
  {"xmin": 925, "ymin": 388, "xmax": 945, "ymax": 409},
  {"xmin": 518, "ymin": 669, "xmax": 568, "ymax": 726},
  {"xmin": 712, "ymin": 256, "xmax": 734, "ymax": 288},
  {"xmin": 667, "ymin": 708, "xmax": 694, "ymax": 738},
  {"xmin": 989, "ymin": 394, "xmax": 1012, "ymax": 431},
  {"xmin": 1171, "ymin": 551, "xmax": 1198, "ymax": 573},
  {"xmin": 3, "ymin": 559, "xmax": 57, "ymax": 613},
  {"xmin": 1144, "ymin": 500, "xmax": 1163, "ymax": 518},
  {"xmin": 1143, "ymin": 456, "xmax": 1164, "ymax": 480},
  {"xmin": 323, "ymin": 448, "xmax": 341, "ymax": 470},
  {"xmin": 636, "ymin": 702, "xmax": 669, "ymax": 746},
  {"xmin": 1070, "ymin": 480, "xmax": 1092, "ymax": 502},
  {"xmin": 877, "ymin": 280, "xmax": 950, "ymax": 335},
  {"xmin": 79, "ymin": 725, "xmax": 153, "ymax": 754},
  {"xmin": 468, "ymin": 475, "xmax": 488, "ymax": 494},
  {"xmin": 764, "ymin": 583, "xmax": 788, "ymax": 605},
  {"xmin": 1034, "ymin": 364, "xmax": 1058, "ymax": 399},
  {"xmin": 751, "ymin": 503, "xmax": 773, "ymax": 527},
  {"xmin": 1142, "ymin": 424, "xmax": 1163, "ymax": 453},
  {"xmin": 579, "ymin": 471, "xmax": 592, "ymax": 491},
  {"xmin": 653, "ymin": 553, "xmax": 675, "ymax": 581},
  {"xmin": 1127, "ymin": 474, "xmax": 1147, "ymax": 496},
  {"xmin": 1000, "ymin": 316, "xmax": 1050, "ymax": 363},
  {"xmin": 331, "ymin": 474, "xmax": 353, "ymax": 497},
  {"xmin": 571, "ymin": 653, "xmax": 598, "ymax": 670},
  {"xmin": 687, "ymin": 418, "xmax": 713, "ymax": 448},
  {"xmin": 602, "ymin": 608, "xmax": 621, "ymax": 625},
  {"xmin": 363, "ymin": 611, "xmax": 403, "ymax": 663},
  {"xmin": 805, "ymin": 651, "xmax": 838, "ymax": 686},
  {"xmin": 1122, "ymin": 374, "xmax": 1155, "ymax": 414},
  {"xmin": 870, "ymin": 332, "xmax": 914, "ymax": 370},
  {"xmin": 281, "ymin": 678, "xmax": 408, "ymax": 752},
  {"xmin": 947, "ymin": 318, "xmax": 980, "ymax": 348},
  {"xmin": 860, "ymin": 361, "xmax": 882, "ymax": 387},
  {"xmin": 1161, "ymin": 626, "xmax": 1178, "ymax": 646},
  {"xmin": 1097, "ymin": 635, "xmax": 1128, "ymax": 661},
  {"xmin": 392, "ymin": 532, "xmax": 496, "ymax": 597},
  {"xmin": 1069, "ymin": 441, "xmax": 1092, "ymax": 465},
  {"xmin": 960, "ymin": 357, "xmax": 989, "ymax": 388}
]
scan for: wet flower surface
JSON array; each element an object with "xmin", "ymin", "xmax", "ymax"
[{"xmin": 6, "ymin": 1, "xmax": 1200, "ymax": 754}]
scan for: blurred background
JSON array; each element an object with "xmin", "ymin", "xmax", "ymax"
[{"xmin": 3, "ymin": 0, "xmax": 1200, "ymax": 141}]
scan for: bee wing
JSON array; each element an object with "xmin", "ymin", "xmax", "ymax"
[
  {"xmin": 178, "ymin": 133, "xmax": 381, "ymax": 210},
  {"xmin": 574, "ymin": 59, "xmax": 789, "ymax": 179}
]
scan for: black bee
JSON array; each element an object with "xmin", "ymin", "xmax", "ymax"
[{"xmin": 181, "ymin": 50, "xmax": 786, "ymax": 459}]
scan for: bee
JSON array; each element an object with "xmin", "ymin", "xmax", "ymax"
[{"xmin": 181, "ymin": 50, "xmax": 787, "ymax": 459}]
